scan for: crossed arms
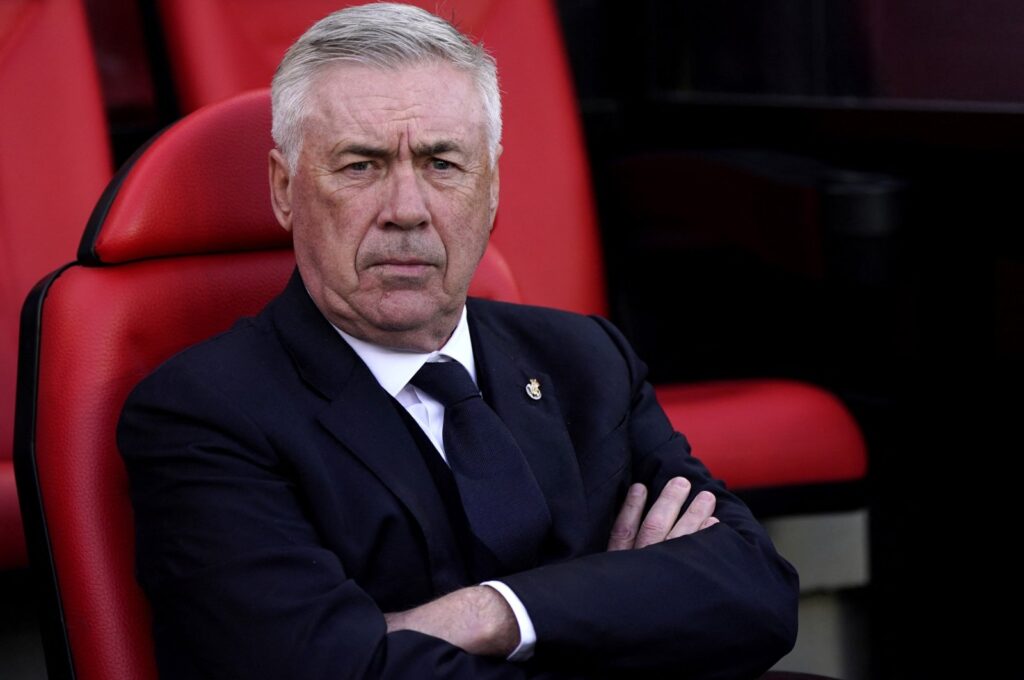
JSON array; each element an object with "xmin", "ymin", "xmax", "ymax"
[{"xmin": 385, "ymin": 477, "xmax": 722, "ymax": 656}]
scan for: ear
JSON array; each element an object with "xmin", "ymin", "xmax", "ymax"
[
  {"xmin": 488, "ymin": 144, "xmax": 502, "ymax": 231},
  {"xmin": 269, "ymin": 148, "xmax": 294, "ymax": 232}
]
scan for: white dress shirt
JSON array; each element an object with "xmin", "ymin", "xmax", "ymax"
[{"xmin": 333, "ymin": 307, "xmax": 536, "ymax": 661}]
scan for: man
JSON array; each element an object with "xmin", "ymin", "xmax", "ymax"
[{"xmin": 118, "ymin": 4, "xmax": 798, "ymax": 678}]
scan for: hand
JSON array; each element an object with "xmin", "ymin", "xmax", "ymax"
[
  {"xmin": 607, "ymin": 477, "xmax": 719, "ymax": 551},
  {"xmin": 384, "ymin": 585, "xmax": 519, "ymax": 656}
]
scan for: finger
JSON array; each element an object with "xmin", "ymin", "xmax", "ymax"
[
  {"xmin": 700, "ymin": 516, "xmax": 720, "ymax": 530},
  {"xmin": 666, "ymin": 490, "xmax": 717, "ymax": 540},
  {"xmin": 607, "ymin": 483, "xmax": 648, "ymax": 551},
  {"xmin": 634, "ymin": 477, "xmax": 692, "ymax": 549}
]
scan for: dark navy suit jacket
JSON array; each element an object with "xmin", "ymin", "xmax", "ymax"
[{"xmin": 118, "ymin": 270, "xmax": 798, "ymax": 679}]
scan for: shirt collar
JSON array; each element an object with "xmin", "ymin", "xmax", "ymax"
[{"xmin": 331, "ymin": 306, "xmax": 477, "ymax": 397}]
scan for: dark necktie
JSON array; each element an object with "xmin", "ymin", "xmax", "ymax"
[{"xmin": 410, "ymin": 361, "xmax": 551, "ymax": 572}]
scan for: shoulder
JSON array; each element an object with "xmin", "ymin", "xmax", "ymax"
[
  {"xmin": 466, "ymin": 297, "xmax": 645, "ymax": 391},
  {"xmin": 467, "ymin": 297, "xmax": 612, "ymax": 340},
  {"xmin": 125, "ymin": 270, "xmax": 330, "ymax": 408},
  {"xmin": 468, "ymin": 297, "xmax": 634, "ymax": 360},
  {"xmin": 123, "ymin": 306, "xmax": 286, "ymax": 412}
]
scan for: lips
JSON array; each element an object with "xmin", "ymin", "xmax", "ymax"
[
  {"xmin": 365, "ymin": 251, "xmax": 441, "ymax": 268},
  {"xmin": 359, "ymin": 244, "xmax": 443, "ymax": 278},
  {"xmin": 367, "ymin": 259, "xmax": 438, "ymax": 281},
  {"xmin": 376, "ymin": 262, "xmax": 431, "ymax": 271},
  {"xmin": 376, "ymin": 258, "xmax": 432, "ymax": 267}
]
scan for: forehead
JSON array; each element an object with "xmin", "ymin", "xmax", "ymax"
[{"xmin": 303, "ymin": 61, "xmax": 487, "ymax": 149}]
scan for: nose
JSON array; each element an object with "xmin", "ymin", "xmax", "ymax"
[{"xmin": 380, "ymin": 161, "xmax": 430, "ymax": 229}]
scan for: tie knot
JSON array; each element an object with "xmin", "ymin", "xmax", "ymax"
[{"xmin": 410, "ymin": 361, "xmax": 480, "ymax": 407}]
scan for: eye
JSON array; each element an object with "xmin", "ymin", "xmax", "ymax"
[
  {"xmin": 430, "ymin": 158, "xmax": 453, "ymax": 171},
  {"xmin": 346, "ymin": 160, "xmax": 372, "ymax": 172}
]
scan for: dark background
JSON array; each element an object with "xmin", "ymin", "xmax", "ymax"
[
  {"xmin": 82, "ymin": 1, "xmax": 1024, "ymax": 677},
  {"xmin": 552, "ymin": 2, "xmax": 1022, "ymax": 677}
]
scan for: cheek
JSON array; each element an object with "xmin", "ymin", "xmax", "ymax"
[
  {"xmin": 291, "ymin": 189, "xmax": 366, "ymax": 278},
  {"xmin": 439, "ymin": 202, "xmax": 493, "ymax": 277}
]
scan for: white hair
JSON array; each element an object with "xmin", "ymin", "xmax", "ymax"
[{"xmin": 271, "ymin": 2, "xmax": 502, "ymax": 169}]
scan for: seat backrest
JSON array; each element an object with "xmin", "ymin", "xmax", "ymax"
[
  {"xmin": 157, "ymin": 0, "xmax": 605, "ymax": 315},
  {"xmin": 0, "ymin": 0, "xmax": 112, "ymax": 569},
  {"xmin": 14, "ymin": 89, "xmax": 519, "ymax": 680}
]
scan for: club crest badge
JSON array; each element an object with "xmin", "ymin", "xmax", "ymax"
[{"xmin": 525, "ymin": 378, "xmax": 542, "ymax": 400}]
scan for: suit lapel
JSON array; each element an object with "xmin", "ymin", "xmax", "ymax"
[
  {"xmin": 318, "ymin": 368, "xmax": 470, "ymax": 593},
  {"xmin": 468, "ymin": 301, "xmax": 589, "ymax": 559},
  {"xmin": 268, "ymin": 271, "xmax": 465, "ymax": 592}
]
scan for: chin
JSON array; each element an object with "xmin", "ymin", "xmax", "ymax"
[{"xmin": 372, "ymin": 302, "xmax": 446, "ymax": 331}]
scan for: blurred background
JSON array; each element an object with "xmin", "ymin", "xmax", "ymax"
[{"xmin": 3, "ymin": 1, "xmax": 1023, "ymax": 678}]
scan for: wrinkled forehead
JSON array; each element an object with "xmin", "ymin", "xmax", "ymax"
[{"xmin": 302, "ymin": 61, "xmax": 489, "ymax": 146}]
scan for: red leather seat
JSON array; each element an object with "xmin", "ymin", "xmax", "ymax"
[
  {"xmin": 155, "ymin": 0, "xmax": 867, "ymax": 500},
  {"xmin": 656, "ymin": 381, "xmax": 866, "ymax": 491},
  {"xmin": 0, "ymin": 0, "xmax": 112, "ymax": 570},
  {"xmin": 14, "ymin": 90, "xmax": 518, "ymax": 679}
]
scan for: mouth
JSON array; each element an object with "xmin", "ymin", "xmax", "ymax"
[{"xmin": 368, "ymin": 259, "xmax": 437, "ymax": 279}]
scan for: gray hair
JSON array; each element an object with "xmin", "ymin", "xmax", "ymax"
[{"xmin": 271, "ymin": 2, "xmax": 501, "ymax": 168}]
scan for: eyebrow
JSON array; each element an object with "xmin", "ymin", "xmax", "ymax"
[
  {"xmin": 413, "ymin": 141, "xmax": 462, "ymax": 157},
  {"xmin": 335, "ymin": 143, "xmax": 391, "ymax": 159},
  {"xmin": 332, "ymin": 140, "xmax": 464, "ymax": 160}
]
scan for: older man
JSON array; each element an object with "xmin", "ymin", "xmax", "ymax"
[{"xmin": 118, "ymin": 4, "xmax": 798, "ymax": 679}]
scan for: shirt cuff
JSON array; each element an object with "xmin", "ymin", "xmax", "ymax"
[{"xmin": 481, "ymin": 580, "xmax": 536, "ymax": 661}]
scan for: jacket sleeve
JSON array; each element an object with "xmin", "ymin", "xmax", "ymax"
[
  {"xmin": 118, "ymin": 360, "xmax": 567, "ymax": 680},
  {"xmin": 498, "ymin": 315, "xmax": 800, "ymax": 680}
]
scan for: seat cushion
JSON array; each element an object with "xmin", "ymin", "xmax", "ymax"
[{"xmin": 656, "ymin": 379, "xmax": 867, "ymax": 491}]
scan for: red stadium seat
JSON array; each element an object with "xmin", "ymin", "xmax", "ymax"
[
  {"xmin": 13, "ymin": 90, "xmax": 518, "ymax": 679},
  {"xmin": 0, "ymin": 0, "xmax": 112, "ymax": 570},
  {"xmin": 155, "ymin": 0, "xmax": 867, "ymax": 501}
]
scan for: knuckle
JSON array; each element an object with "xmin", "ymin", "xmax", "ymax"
[
  {"xmin": 640, "ymin": 518, "xmax": 669, "ymax": 536},
  {"xmin": 609, "ymin": 523, "xmax": 636, "ymax": 542},
  {"xmin": 620, "ymin": 498, "xmax": 643, "ymax": 514}
]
